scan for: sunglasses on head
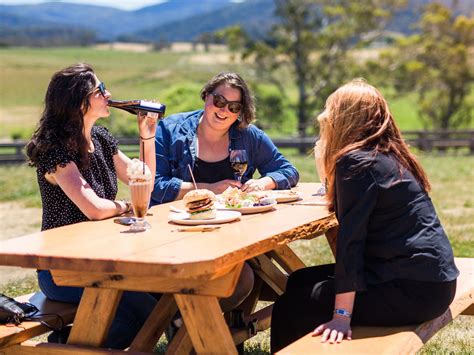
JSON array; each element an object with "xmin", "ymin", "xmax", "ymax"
[
  {"xmin": 93, "ymin": 82, "xmax": 107, "ymax": 98},
  {"xmin": 210, "ymin": 93, "xmax": 242, "ymax": 114}
]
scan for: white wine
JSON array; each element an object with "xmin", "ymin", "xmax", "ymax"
[
  {"xmin": 108, "ymin": 100, "xmax": 166, "ymax": 119},
  {"xmin": 231, "ymin": 161, "xmax": 248, "ymax": 176}
]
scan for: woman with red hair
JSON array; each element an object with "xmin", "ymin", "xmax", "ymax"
[{"xmin": 270, "ymin": 79, "xmax": 459, "ymax": 352}]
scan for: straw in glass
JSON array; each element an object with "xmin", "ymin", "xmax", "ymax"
[{"xmin": 142, "ymin": 141, "xmax": 145, "ymax": 174}]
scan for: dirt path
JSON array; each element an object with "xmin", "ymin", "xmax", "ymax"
[{"xmin": 0, "ymin": 202, "xmax": 41, "ymax": 286}]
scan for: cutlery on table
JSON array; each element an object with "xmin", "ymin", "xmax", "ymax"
[
  {"xmin": 172, "ymin": 226, "xmax": 221, "ymax": 232},
  {"xmin": 290, "ymin": 201, "xmax": 327, "ymax": 206},
  {"xmin": 169, "ymin": 206, "xmax": 186, "ymax": 213}
]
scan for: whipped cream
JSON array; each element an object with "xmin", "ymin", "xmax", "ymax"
[{"xmin": 127, "ymin": 158, "xmax": 152, "ymax": 181}]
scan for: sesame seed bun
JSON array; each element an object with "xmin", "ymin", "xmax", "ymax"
[{"xmin": 183, "ymin": 189, "xmax": 216, "ymax": 204}]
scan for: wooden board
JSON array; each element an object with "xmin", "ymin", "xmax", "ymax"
[
  {"xmin": 3, "ymin": 340, "xmax": 150, "ymax": 354},
  {"xmin": 51, "ymin": 262, "xmax": 243, "ymax": 297}
]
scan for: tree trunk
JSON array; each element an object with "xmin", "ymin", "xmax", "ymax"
[{"xmin": 293, "ymin": 19, "xmax": 308, "ymax": 154}]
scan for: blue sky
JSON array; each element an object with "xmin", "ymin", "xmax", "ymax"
[{"xmin": 1, "ymin": 0, "xmax": 166, "ymax": 10}]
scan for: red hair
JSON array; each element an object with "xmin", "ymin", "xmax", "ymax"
[{"xmin": 318, "ymin": 79, "xmax": 431, "ymax": 211}]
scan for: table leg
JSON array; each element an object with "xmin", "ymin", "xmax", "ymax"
[
  {"xmin": 238, "ymin": 276, "xmax": 263, "ymax": 316},
  {"xmin": 248, "ymin": 255, "xmax": 287, "ymax": 295},
  {"xmin": 166, "ymin": 323, "xmax": 193, "ymax": 355},
  {"xmin": 267, "ymin": 244, "xmax": 306, "ymax": 274},
  {"xmin": 67, "ymin": 287, "xmax": 122, "ymax": 347},
  {"xmin": 129, "ymin": 293, "xmax": 178, "ymax": 352},
  {"xmin": 174, "ymin": 294, "xmax": 237, "ymax": 355}
]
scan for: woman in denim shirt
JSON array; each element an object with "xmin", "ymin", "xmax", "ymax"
[
  {"xmin": 150, "ymin": 72, "xmax": 299, "ymax": 206},
  {"xmin": 151, "ymin": 72, "xmax": 299, "ymax": 314}
]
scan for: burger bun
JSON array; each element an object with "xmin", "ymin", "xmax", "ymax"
[
  {"xmin": 189, "ymin": 208, "xmax": 217, "ymax": 220},
  {"xmin": 183, "ymin": 189, "xmax": 216, "ymax": 204}
]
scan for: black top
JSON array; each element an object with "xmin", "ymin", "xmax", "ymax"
[
  {"xmin": 334, "ymin": 149, "xmax": 459, "ymax": 294},
  {"xmin": 36, "ymin": 126, "xmax": 119, "ymax": 231},
  {"xmin": 192, "ymin": 156, "xmax": 234, "ymax": 183}
]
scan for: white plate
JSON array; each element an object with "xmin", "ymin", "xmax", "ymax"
[
  {"xmin": 168, "ymin": 210, "xmax": 242, "ymax": 225},
  {"xmin": 218, "ymin": 201, "xmax": 277, "ymax": 215},
  {"xmin": 271, "ymin": 190, "xmax": 303, "ymax": 203}
]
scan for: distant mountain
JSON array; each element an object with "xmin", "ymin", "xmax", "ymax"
[
  {"xmin": 0, "ymin": 0, "xmax": 233, "ymax": 41},
  {"xmin": 0, "ymin": 5, "xmax": 99, "ymax": 46},
  {"xmin": 129, "ymin": 0, "xmax": 473, "ymax": 42},
  {"xmin": 0, "ymin": 3, "xmax": 126, "ymax": 37},
  {"xmin": 132, "ymin": 0, "xmax": 277, "ymax": 42},
  {"xmin": 0, "ymin": 0, "xmax": 472, "ymax": 46}
]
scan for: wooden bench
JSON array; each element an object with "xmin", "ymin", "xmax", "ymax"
[
  {"xmin": 0, "ymin": 292, "xmax": 77, "ymax": 349},
  {"xmin": 277, "ymin": 257, "xmax": 474, "ymax": 354}
]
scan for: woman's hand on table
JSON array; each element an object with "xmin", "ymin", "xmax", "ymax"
[
  {"xmin": 312, "ymin": 316, "xmax": 352, "ymax": 344},
  {"xmin": 241, "ymin": 177, "xmax": 276, "ymax": 192}
]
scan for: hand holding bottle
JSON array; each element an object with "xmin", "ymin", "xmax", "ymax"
[{"xmin": 137, "ymin": 104, "xmax": 160, "ymax": 141}]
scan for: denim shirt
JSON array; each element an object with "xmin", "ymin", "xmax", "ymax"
[{"xmin": 151, "ymin": 109, "xmax": 299, "ymax": 205}]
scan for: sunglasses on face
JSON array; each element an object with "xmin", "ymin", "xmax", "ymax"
[
  {"xmin": 93, "ymin": 82, "xmax": 107, "ymax": 98},
  {"xmin": 210, "ymin": 93, "xmax": 242, "ymax": 114}
]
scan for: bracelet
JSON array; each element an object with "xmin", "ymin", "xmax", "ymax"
[
  {"xmin": 140, "ymin": 136, "xmax": 155, "ymax": 140},
  {"xmin": 334, "ymin": 308, "xmax": 352, "ymax": 318},
  {"xmin": 122, "ymin": 200, "xmax": 132, "ymax": 213}
]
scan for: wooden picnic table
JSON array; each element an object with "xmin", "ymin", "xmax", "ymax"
[{"xmin": 0, "ymin": 182, "xmax": 337, "ymax": 354}]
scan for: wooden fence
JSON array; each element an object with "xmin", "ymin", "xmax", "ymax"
[{"xmin": 1, "ymin": 130, "xmax": 473, "ymax": 165}]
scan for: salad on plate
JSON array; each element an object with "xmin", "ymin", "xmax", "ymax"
[{"xmin": 219, "ymin": 187, "xmax": 276, "ymax": 209}]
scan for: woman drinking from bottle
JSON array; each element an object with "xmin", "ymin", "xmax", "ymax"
[{"xmin": 26, "ymin": 63, "xmax": 159, "ymax": 349}]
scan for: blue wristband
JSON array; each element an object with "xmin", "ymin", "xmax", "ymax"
[{"xmin": 334, "ymin": 308, "xmax": 352, "ymax": 318}]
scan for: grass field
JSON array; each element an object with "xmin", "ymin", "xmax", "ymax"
[
  {"xmin": 0, "ymin": 46, "xmax": 441, "ymax": 140},
  {"xmin": 0, "ymin": 153, "xmax": 472, "ymax": 353}
]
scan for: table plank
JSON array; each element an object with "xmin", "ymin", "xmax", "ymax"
[
  {"xmin": 51, "ymin": 262, "xmax": 244, "ymax": 297},
  {"xmin": 0, "ymin": 183, "xmax": 336, "ymax": 279}
]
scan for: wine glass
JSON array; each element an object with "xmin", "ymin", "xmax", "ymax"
[{"xmin": 230, "ymin": 150, "xmax": 248, "ymax": 183}]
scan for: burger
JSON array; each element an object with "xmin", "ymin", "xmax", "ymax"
[{"xmin": 183, "ymin": 189, "xmax": 217, "ymax": 220}]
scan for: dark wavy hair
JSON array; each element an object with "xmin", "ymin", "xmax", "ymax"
[
  {"xmin": 26, "ymin": 63, "xmax": 97, "ymax": 169},
  {"xmin": 200, "ymin": 72, "xmax": 256, "ymax": 129}
]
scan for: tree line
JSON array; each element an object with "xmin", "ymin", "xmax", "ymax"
[{"xmin": 214, "ymin": 0, "xmax": 473, "ymax": 139}]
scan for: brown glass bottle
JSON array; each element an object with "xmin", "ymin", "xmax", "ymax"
[{"xmin": 108, "ymin": 100, "xmax": 166, "ymax": 119}]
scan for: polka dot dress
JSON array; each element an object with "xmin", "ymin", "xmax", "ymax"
[{"xmin": 36, "ymin": 126, "xmax": 119, "ymax": 231}]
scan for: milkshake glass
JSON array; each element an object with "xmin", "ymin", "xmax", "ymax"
[{"xmin": 127, "ymin": 159, "xmax": 152, "ymax": 232}]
